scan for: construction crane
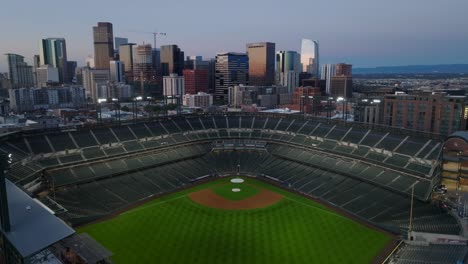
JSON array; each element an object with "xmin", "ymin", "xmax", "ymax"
[{"xmin": 128, "ymin": 30, "xmax": 167, "ymax": 48}]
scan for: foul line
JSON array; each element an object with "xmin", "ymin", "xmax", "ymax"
[{"xmin": 120, "ymin": 194, "xmax": 187, "ymax": 216}]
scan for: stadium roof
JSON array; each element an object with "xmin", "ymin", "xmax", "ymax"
[
  {"xmin": 0, "ymin": 179, "xmax": 75, "ymax": 258},
  {"xmin": 448, "ymin": 131, "xmax": 468, "ymax": 142}
]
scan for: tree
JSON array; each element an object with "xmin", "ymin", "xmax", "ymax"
[
  {"xmin": 165, "ymin": 103, "xmax": 178, "ymax": 111},
  {"xmin": 121, "ymin": 106, "xmax": 130, "ymax": 112}
]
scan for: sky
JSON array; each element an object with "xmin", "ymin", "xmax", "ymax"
[{"xmin": 0, "ymin": 0, "xmax": 467, "ymax": 72}]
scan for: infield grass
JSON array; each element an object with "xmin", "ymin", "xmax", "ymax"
[
  {"xmin": 212, "ymin": 181, "xmax": 259, "ymax": 200},
  {"xmin": 79, "ymin": 177, "xmax": 392, "ymax": 264}
]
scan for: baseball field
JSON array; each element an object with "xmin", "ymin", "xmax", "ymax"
[{"xmin": 79, "ymin": 177, "xmax": 392, "ymax": 263}]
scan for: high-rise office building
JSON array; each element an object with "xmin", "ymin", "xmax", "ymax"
[
  {"xmin": 160, "ymin": 45, "xmax": 184, "ymax": 76},
  {"xmin": 276, "ymin": 51, "xmax": 301, "ymax": 92},
  {"xmin": 163, "ymin": 74, "xmax": 185, "ymax": 104},
  {"xmin": 246, "ymin": 42, "xmax": 275, "ymax": 86},
  {"xmin": 119, "ymin": 43, "xmax": 135, "ymax": 79},
  {"xmin": 39, "ymin": 38, "xmax": 68, "ymax": 83},
  {"xmin": 36, "ymin": 65, "xmax": 59, "ymax": 87},
  {"xmin": 82, "ymin": 68, "xmax": 109, "ymax": 102},
  {"xmin": 185, "ymin": 56, "xmax": 203, "ymax": 70},
  {"xmin": 110, "ymin": 60, "xmax": 125, "ymax": 83},
  {"xmin": 152, "ymin": 48, "xmax": 161, "ymax": 75},
  {"xmin": 185, "ymin": 56, "xmax": 215, "ymax": 94},
  {"xmin": 93, "ymin": 22, "xmax": 114, "ymax": 69},
  {"xmin": 5, "ymin": 53, "xmax": 34, "ymax": 89},
  {"xmin": 301, "ymin": 39, "xmax": 319, "ymax": 76},
  {"xmin": 336, "ymin": 63, "xmax": 352, "ymax": 76},
  {"xmin": 215, "ymin": 52, "xmax": 249, "ymax": 103},
  {"xmin": 114, "ymin": 37, "xmax": 128, "ymax": 51},
  {"xmin": 133, "ymin": 44, "xmax": 155, "ymax": 82},
  {"xmin": 320, "ymin": 64, "xmax": 337, "ymax": 95},
  {"xmin": 330, "ymin": 76, "xmax": 353, "ymax": 98},
  {"xmin": 183, "ymin": 69, "xmax": 208, "ymax": 94},
  {"xmin": 67, "ymin": 61, "xmax": 77, "ymax": 83}
]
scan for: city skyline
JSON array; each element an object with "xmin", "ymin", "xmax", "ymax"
[{"xmin": 0, "ymin": 0, "xmax": 467, "ymax": 72}]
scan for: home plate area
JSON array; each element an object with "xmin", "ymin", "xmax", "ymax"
[{"xmin": 189, "ymin": 177, "xmax": 283, "ymax": 210}]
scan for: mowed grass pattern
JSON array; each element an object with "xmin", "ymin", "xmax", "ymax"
[{"xmin": 79, "ymin": 178, "xmax": 391, "ymax": 263}]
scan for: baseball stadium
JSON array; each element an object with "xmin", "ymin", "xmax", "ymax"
[{"xmin": 1, "ymin": 112, "xmax": 468, "ymax": 263}]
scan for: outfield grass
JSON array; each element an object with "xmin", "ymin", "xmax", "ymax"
[{"xmin": 79, "ymin": 177, "xmax": 392, "ymax": 263}]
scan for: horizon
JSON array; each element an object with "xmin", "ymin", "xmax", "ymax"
[{"xmin": 1, "ymin": 0, "xmax": 467, "ymax": 72}]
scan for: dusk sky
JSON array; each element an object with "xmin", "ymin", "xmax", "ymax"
[{"xmin": 1, "ymin": 0, "xmax": 467, "ymax": 72}]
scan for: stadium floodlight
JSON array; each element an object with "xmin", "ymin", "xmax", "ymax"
[{"xmin": 97, "ymin": 98, "xmax": 107, "ymax": 103}]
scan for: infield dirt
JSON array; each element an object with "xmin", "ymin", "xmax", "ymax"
[{"xmin": 189, "ymin": 188, "xmax": 284, "ymax": 210}]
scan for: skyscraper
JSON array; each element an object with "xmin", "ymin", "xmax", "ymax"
[
  {"xmin": 215, "ymin": 52, "xmax": 249, "ymax": 103},
  {"xmin": 114, "ymin": 37, "xmax": 128, "ymax": 51},
  {"xmin": 163, "ymin": 74, "xmax": 185, "ymax": 104},
  {"xmin": 93, "ymin": 22, "xmax": 114, "ymax": 69},
  {"xmin": 320, "ymin": 64, "xmax": 337, "ymax": 95},
  {"xmin": 335, "ymin": 63, "xmax": 352, "ymax": 76},
  {"xmin": 5, "ymin": 53, "xmax": 34, "ymax": 89},
  {"xmin": 160, "ymin": 45, "xmax": 184, "ymax": 76},
  {"xmin": 276, "ymin": 51, "xmax": 301, "ymax": 92},
  {"xmin": 246, "ymin": 42, "xmax": 275, "ymax": 86},
  {"xmin": 119, "ymin": 43, "xmax": 135, "ymax": 79},
  {"xmin": 183, "ymin": 69, "xmax": 208, "ymax": 94},
  {"xmin": 300, "ymin": 39, "xmax": 319, "ymax": 76},
  {"xmin": 133, "ymin": 44, "xmax": 154, "ymax": 82},
  {"xmin": 67, "ymin": 61, "xmax": 77, "ymax": 83},
  {"xmin": 110, "ymin": 60, "xmax": 125, "ymax": 83},
  {"xmin": 39, "ymin": 38, "xmax": 69, "ymax": 83}
]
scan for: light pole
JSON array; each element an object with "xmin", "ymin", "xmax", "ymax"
[
  {"xmin": 337, "ymin": 97, "xmax": 345, "ymax": 122},
  {"xmin": 308, "ymin": 96, "xmax": 314, "ymax": 116},
  {"xmin": 97, "ymin": 98, "xmax": 107, "ymax": 125},
  {"xmin": 112, "ymin": 98, "xmax": 120, "ymax": 125},
  {"xmin": 300, "ymin": 95, "xmax": 305, "ymax": 118},
  {"xmin": 327, "ymin": 97, "xmax": 333, "ymax": 120},
  {"xmin": 133, "ymin": 96, "xmax": 142, "ymax": 124}
]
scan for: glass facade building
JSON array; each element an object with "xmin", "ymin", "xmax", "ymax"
[
  {"xmin": 93, "ymin": 22, "xmax": 114, "ymax": 70},
  {"xmin": 246, "ymin": 42, "xmax": 275, "ymax": 86},
  {"xmin": 300, "ymin": 39, "xmax": 319, "ymax": 76},
  {"xmin": 215, "ymin": 52, "xmax": 249, "ymax": 103},
  {"xmin": 39, "ymin": 38, "xmax": 68, "ymax": 83}
]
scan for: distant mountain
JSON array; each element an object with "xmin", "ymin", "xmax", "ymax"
[{"xmin": 354, "ymin": 64, "xmax": 468, "ymax": 74}]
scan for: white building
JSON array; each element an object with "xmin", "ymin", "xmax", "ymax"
[
  {"xmin": 110, "ymin": 60, "xmax": 125, "ymax": 83},
  {"xmin": 163, "ymin": 74, "xmax": 184, "ymax": 104},
  {"xmin": 36, "ymin": 64, "xmax": 59, "ymax": 87},
  {"xmin": 82, "ymin": 68, "xmax": 109, "ymax": 102},
  {"xmin": 300, "ymin": 39, "xmax": 319, "ymax": 77},
  {"xmin": 85, "ymin": 56, "xmax": 95, "ymax": 68},
  {"xmin": 183, "ymin": 92, "xmax": 213, "ymax": 108},
  {"xmin": 320, "ymin": 64, "xmax": 337, "ymax": 95}
]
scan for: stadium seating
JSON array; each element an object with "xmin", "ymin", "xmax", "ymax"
[
  {"xmin": 392, "ymin": 244, "xmax": 468, "ymax": 264},
  {"xmin": 2, "ymin": 112, "xmax": 453, "ymax": 250}
]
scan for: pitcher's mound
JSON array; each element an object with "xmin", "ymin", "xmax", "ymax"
[{"xmin": 189, "ymin": 188, "xmax": 283, "ymax": 210}]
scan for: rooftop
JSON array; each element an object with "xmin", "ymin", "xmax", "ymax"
[{"xmin": 0, "ymin": 179, "xmax": 75, "ymax": 257}]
